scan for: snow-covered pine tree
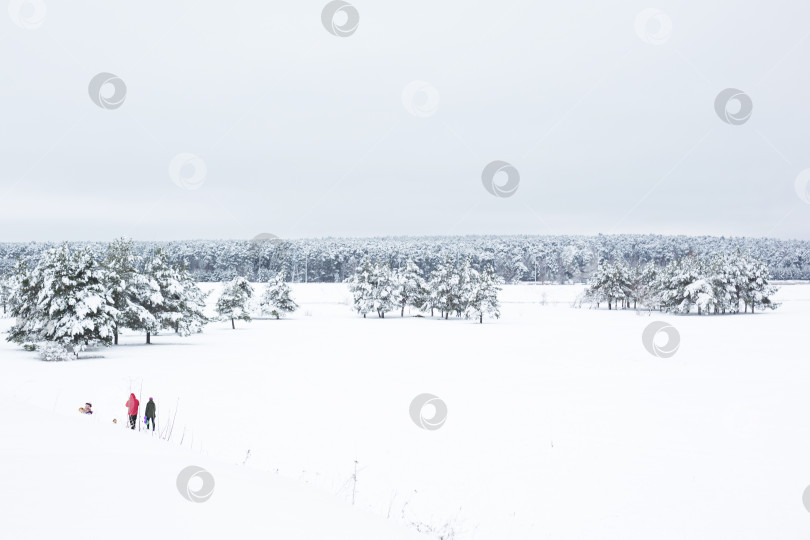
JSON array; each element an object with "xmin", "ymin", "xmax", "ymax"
[
  {"xmin": 8, "ymin": 244, "xmax": 116, "ymax": 357},
  {"xmin": 259, "ymin": 271, "xmax": 298, "ymax": 319},
  {"xmin": 736, "ymin": 251, "xmax": 779, "ymax": 313},
  {"xmin": 625, "ymin": 264, "xmax": 643, "ymax": 309},
  {"xmin": 429, "ymin": 259, "xmax": 474, "ymax": 319},
  {"xmin": 368, "ymin": 262, "xmax": 396, "ymax": 318},
  {"xmin": 634, "ymin": 262, "xmax": 659, "ymax": 310},
  {"xmin": 140, "ymin": 248, "xmax": 175, "ymax": 344},
  {"xmin": 427, "ymin": 261, "xmax": 457, "ymax": 319},
  {"xmin": 6, "ymin": 259, "xmax": 42, "ymax": 344},
  {"xmin": 706, "ymin": 252, "xmax": 741, "ymax": 314},
  {"xmin": 135, "ymin": 250, "xmax": 208, "ymax": 341},
  {"xmin": 345, "ymin": 260, "xmax": 396, "ymax": 318},
  {"xmin": 103, "ymin": 237, "xmax": 160, "ymax": 345},
  {"xmin": 684, "ymin": 276, "xmax": 716, "ymax": 315},
  {"xmin": 423, "ymin": 264, "xmax": 441, "ymax": 317},
  {"xmin": 616, "ymin": 261, "xmax": 634, "ymax": 309},
  {"xmin": 216, "ymin": 276, "xmax": 254, "ymax": 329},
  {"xmin": 345, "ymin": 259, "xmax": 375, "ymax": 318},
  {"xmin": 393, "ymin": 259, "xmax": 426, "ymax": 317},
  {"xmin": 465, "ymin": 265, "xmax": 503, "ymax": 323},
  {"xmin": 653, "ymin": 256, "xmax": 706, "ymax": 314},
  {"xmin": 458, "ymin": 258, "xmax": 479, "ymax": 315},
  {"xmin": 583, "ymin": 260, "xmax": 630, "ymax": 309},
  {"xmin": 582, "ymin": 261, "xmax": 609, "ymax": 308},
  {"xmin": 172, "ymin": 260, "xmax": 209, "ymax": 335}
]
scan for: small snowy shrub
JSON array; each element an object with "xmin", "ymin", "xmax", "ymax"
[
  {"xmin": 39, "ymin": 342, "xmax": 73, "ymax": 362},
  {"xmin": 23, "ymin": 342, "xmax": 37, "ymax": 351}
]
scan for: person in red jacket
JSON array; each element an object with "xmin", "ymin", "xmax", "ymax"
[{"xmin": 125, "ymin": 393, "xmax": 140, "ymax": 430}]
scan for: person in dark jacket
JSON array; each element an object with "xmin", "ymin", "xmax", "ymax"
[
  {"xmin": 125, "ymin": 393, "xmax": 139, "ymax": 430},
  {"xmin": 145, "ymin": 398, "xmax": 156, "ymax": 431}
]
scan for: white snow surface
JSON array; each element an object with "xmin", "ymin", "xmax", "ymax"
[{"xmin": 2, "ymin": 282, "xmax": 810, "ymax": 539}]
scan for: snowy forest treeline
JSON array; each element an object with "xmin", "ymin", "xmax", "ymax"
[
  {"xmin": 0, "ymin": 236, "xmax": 785, "ymax": 361},
  {"xmin": 1, "ymin": 234, "xmax": 809, "ymax": 283}
]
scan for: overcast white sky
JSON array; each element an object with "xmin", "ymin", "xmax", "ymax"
[{"xmin": 2, "ymin": 0, "xmax": 810, "ymax": 241}]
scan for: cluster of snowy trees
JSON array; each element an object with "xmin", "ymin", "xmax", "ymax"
[
  {"xmin": 4, "ymin": 239, "xmax": 209, "ymax": 357},
  {"xmin": 1, "ymin": 238, "xmax": 303, "ymax": 357},
  {"xmin": 582, "ymin": 250, "xmax": 779, "ymax": 314},
  {"xmin": 346, "ymin": 259, "xmax": 502, "ymax": 323},
  {"xmin": 214, "ymin": 272, "xmax": 298, "ymax": 329},
  {"xmin": 1, "ymin": 234, "xmax": 807, "ymax": 285}
]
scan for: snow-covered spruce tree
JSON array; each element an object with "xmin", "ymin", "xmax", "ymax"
[
  {"xmin": 259, "ymin": 271, "xmax": 298, "ymax": 319},
  {"xmin": 216, "ymin": 276, "xmax": 254, "ymax": 329},
  {"xmin": 345, "ymin": 259, "xmax": 375, "ymax": 318},
  {"xmin": 465, "ymin": 265, "xmax": 503, "ymax": 323},
  {"xmin": 7, "ymin": 244, "xmax": 116, "ymax": 358},
  {"xmin": 103, "ymin": 237, "xmax": 159, "ymax": 345},
  {"xmin": 393, "ymin": 259, "xmax": 427, "ymax": 317}
]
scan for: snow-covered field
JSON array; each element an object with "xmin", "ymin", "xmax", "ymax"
[{"xmin": 2, "ymin": 282, "xmax": 810, "ymax": 539}]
